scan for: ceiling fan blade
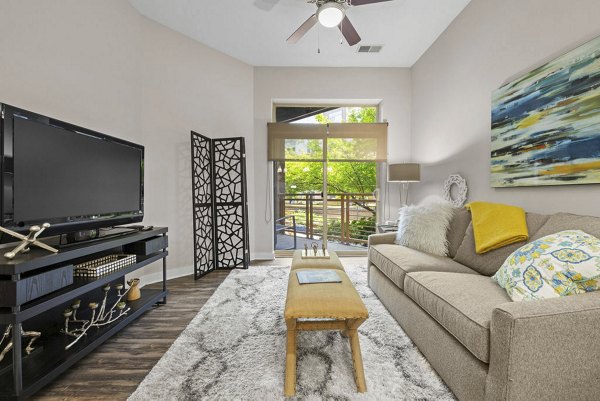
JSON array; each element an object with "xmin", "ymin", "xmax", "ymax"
[
  {"xmin": 350, "ymin": 0, "xmax": 393, "ymax": 5},
  {"xmin": 338, "ymin": 16, "xmax": 361, "ymax": 46},
  {"xmin": 287, "ymin": 14, "xmax": 318, "ymax": 44}
]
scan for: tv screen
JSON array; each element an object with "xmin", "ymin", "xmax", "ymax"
[{"xmin": 1, "ymin": 104, "xmax": 144, "ymax": 236}]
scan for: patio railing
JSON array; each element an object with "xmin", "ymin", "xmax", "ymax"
[{"xmin": 275, "ymin": 193, "xmax": 377, "ymax": 248}]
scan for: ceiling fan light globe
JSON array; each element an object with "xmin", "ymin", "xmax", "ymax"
[{"xmin": 317, "ymin": 2, "xmax": 345, "ymax": 28}]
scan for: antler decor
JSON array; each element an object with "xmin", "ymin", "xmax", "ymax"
[
  {"xmin": 0, "ymin": 223, "xmax": 58, "ymax": 260},
  {"xmin": 61, "ymin": 283, "xmax": 131, "ymax": 350}
]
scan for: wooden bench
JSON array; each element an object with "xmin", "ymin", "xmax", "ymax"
[{"xmin": 284, "ymin": 250, "xmax": 369, "ymax": 396}]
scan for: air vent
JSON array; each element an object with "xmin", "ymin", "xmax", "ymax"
[{"xmin": 357, "ymin": 45, "xmax": 383, "ymax": 53}]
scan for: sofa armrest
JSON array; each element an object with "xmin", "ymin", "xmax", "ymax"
[
  {"xmin": 486, "ymin": 292, "xmax": 600, "ymax": 401},
  {"xmin": 367, "ymin": 232, "xmax": 397, "ymax": 247}
]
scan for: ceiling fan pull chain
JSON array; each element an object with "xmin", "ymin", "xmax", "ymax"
[{"xmin": 317, "ymin": 24, "xmax": 321, "ymax": 54}]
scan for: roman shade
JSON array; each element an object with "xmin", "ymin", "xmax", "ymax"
[{"xmin": 267, "ymin": 122, "xmax": 388, "ymax": 162}]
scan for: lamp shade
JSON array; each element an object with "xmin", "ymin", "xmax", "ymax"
[{"xmin": 388, "ymin": 163, "xmax": 420, "ymax": 182}]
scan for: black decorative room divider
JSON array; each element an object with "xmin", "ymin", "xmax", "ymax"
[{"xmin": 191, "ymin": 132, "xmax": 249, "ymax": 279}]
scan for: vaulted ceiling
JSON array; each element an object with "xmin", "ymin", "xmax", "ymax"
[{"xmin": 129, "ymin": 0, "xmax": 470, "ymax": 67}]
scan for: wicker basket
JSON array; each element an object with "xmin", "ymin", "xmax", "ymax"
[{"xmin": 74, "ymin": 254, "xmax": 137, "ymax": 278}]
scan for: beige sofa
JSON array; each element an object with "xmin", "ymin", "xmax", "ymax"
[{"xmin": 368, "ymin": 210, "xmax": 600, "ymax": 401}]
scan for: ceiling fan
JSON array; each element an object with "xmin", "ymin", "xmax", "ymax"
[{"xmin": 287, "ymin": 0, "xmax": 392, "ymax": 46}]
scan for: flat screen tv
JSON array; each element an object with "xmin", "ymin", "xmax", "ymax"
[{"xmin": 0, "ymin": 104, "xmax": 144, "ymax": 238}]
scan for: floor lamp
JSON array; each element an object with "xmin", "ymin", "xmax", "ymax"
[{"xmin": 388, "ymin": 163, "xmax": 421, "ymax": 207}]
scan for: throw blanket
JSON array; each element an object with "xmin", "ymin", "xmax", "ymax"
[{"xmin": 466, "ymin": 201, "xmax": 528, "ymax": 254}]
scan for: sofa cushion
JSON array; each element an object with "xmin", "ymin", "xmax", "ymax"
[
  {"xmin": 532, "ymin": 212, "xmax": 600, "ymax": 240},
  {"xmin": 369, "ymin": 244, "xmax": 478, "ymax": 290},
  {"xmin": 453, "ymin": 212, "xmax": 550, "ymax": 276},
  {"xmin": 404, "ymin": 271, "xmax": 511, "ymax": 363},
  {"xmin": 447, "ymin": 207, "xmax": 471, "ymax": 258}
]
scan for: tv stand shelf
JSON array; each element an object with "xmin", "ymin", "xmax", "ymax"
[
  {"xmin": 0, "ymin": 227, "xmax": 167, "ymax": 275},
  {"xmin": 0, "ymin": 227, "xmax": 168, "ymax": 400}
]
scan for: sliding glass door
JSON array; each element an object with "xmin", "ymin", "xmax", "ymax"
[
  {"xmin": 270, "ymin": 106, "xmax": 385, "ymax": 255},
  {"xmin": 273, "ymin": 160, "xmax": 325, "ymax": 251},
  {"xmin": 325, "ymin": 160, "xmax": 377, "ymax": 250}
]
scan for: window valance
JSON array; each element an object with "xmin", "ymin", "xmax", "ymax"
[{"xmin": 267, "ymin": 122, "xmax": 388, "ymax": 162}]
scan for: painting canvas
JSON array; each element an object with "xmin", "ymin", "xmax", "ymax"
[{"xmin": 491, "ymin": 36, "xmax": 600, "ymax": 187}]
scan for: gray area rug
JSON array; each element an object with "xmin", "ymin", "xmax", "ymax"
[{"xmin": 129, "ymin": 261, "xmax": 454, "ymax": 400}]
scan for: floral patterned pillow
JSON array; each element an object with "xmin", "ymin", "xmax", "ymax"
[{"xmin": 492, "ymin": 230, "xmax": 600, "ymax": 301}]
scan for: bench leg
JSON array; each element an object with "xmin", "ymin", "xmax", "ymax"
[
  {"xmin": 284, "ymin": 319, "xmax": 297, "ymax": 397},
  {"xmin": 347, "ymin": 319, "xmax": 367, "ymax": 393}
]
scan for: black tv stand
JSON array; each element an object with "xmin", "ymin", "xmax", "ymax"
[
  {"xmin": 57, "ymin": 227, "xmax": 139, "ymax": 248},
  {"xmin": 0, "ymin": 226, "xmax": 168, "ymax": 400}
]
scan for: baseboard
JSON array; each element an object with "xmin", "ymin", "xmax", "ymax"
[
  {"xmin": 136, "ymin": 253, "xmax": 276, "ymax": 286},
  {"xmin": 138, "ymin": 265, "xmax": 192, "ymax": 287},
  {"xmin": 251, "ymin": 252, "xmax": 275, "ymax": 260}
]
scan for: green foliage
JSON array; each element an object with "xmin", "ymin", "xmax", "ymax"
[
  {"xmin": 283, "ymin": 107, "xmax": 378, "ymax": 195},
  {"xmin": 314, "ymin": 107, "xmax": 377, "ymax": 124},
  {"xmin": 327, "ymin": 162, "xmax": 376, "ymax": 194},
  {"xmin": 350, "ymin": 216, "xmax": 376, "ymax": 240},
  {"xmin": 283, "ymin": 162, "xmax": 322, "ymax": 193},
  {"xmin": 327, "ymin": 219, "xmax": 342, "ymax": 237},
  {"xmin": 314, "ymin": 113, "xmax": 330, "ymax": 124},
  {"xmin": 326, "ymin": 216, "xmax": 376, "ymax": 241},
  {"xmin": 347, "ymin": 107, "xmax": 377, "ymax": 123},
  {"xmin": 283, "ymin": 161, "xmax": 376, "ymax": 194}
]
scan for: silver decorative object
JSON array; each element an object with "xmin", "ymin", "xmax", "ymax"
[
  {"xmin": 311, "ymin": 242, "xmax": 318, "ymax": 256},
  {"xmin": 0, "ymin": 324, "xmax": 41, "ymax": 362},
  {"xmin": 61, "ymin": 283, "xmax": 131, "ymax": 350},
  {"xmin": 0, "ymin": 223, "xmax": 58, "ymax": 259},
  {"xmin": 443, "ymin": 174, "xmax": 468, "ymax": 207},
  {"xmin": 70, "ymin": 299, "xmax": 88, "ymax": 324}
]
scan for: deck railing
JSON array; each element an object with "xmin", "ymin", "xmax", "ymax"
[{"xmin": 275, "ymin": 193, "xmax": 376, "ymax": 247}]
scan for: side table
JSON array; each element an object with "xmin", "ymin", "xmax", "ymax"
[{"xmin": 376, "ymin": 223, "xmax": 398, "ymax": 234}]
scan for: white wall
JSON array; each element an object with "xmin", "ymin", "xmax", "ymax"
[
  {"xmin": 0, "ymin": 0, "xmax": 142, "ymax": 143},
  {"xmin": 411, "ymin": 0, "xmax": 600, "ymax": 216},
  {"xmin": 0, "ymin": 0, "xmax": 254, "ymax": 283},
  {"xmin": 253, "ymin": 67, "xmax": 412, "ymax": 258},
  {"xmin": 138, "ymin": 15, "xmax": 254, "ymax": 283}
]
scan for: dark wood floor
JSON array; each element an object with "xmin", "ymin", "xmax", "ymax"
[{"xmin": 32, "ymin": 270, "xmax": 231, "ymax": 401}]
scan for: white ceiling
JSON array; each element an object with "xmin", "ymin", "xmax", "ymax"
[{"xmin": 128, "ymin": 0, "xmax": 470, "ymax": 67}]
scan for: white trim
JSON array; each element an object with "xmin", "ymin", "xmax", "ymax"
[
  {"xmin": 273, "ymin": 99, "xmax": 382, "ymax": 107},
  {"xmin": 252, "ymin": 252, "xmax": 275, "ymax": 260}
]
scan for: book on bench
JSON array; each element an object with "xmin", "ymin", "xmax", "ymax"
[{"xmin": 296, "ymin": 269, "xmax": 342, "ymax": 284}]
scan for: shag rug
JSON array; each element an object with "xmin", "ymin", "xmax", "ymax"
[{"xmin": 129, "ymin": 261, "xmax": 454, "ymax": 400}]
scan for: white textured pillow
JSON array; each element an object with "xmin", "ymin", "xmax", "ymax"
[{"xmin": 395, "ymin": 197, "xmax": 454, "ymax": 256}]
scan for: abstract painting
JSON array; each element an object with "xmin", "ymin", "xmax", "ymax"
[{"xmin": 491, "ymin": 36, "xmax": 600, "ymax": 187}]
